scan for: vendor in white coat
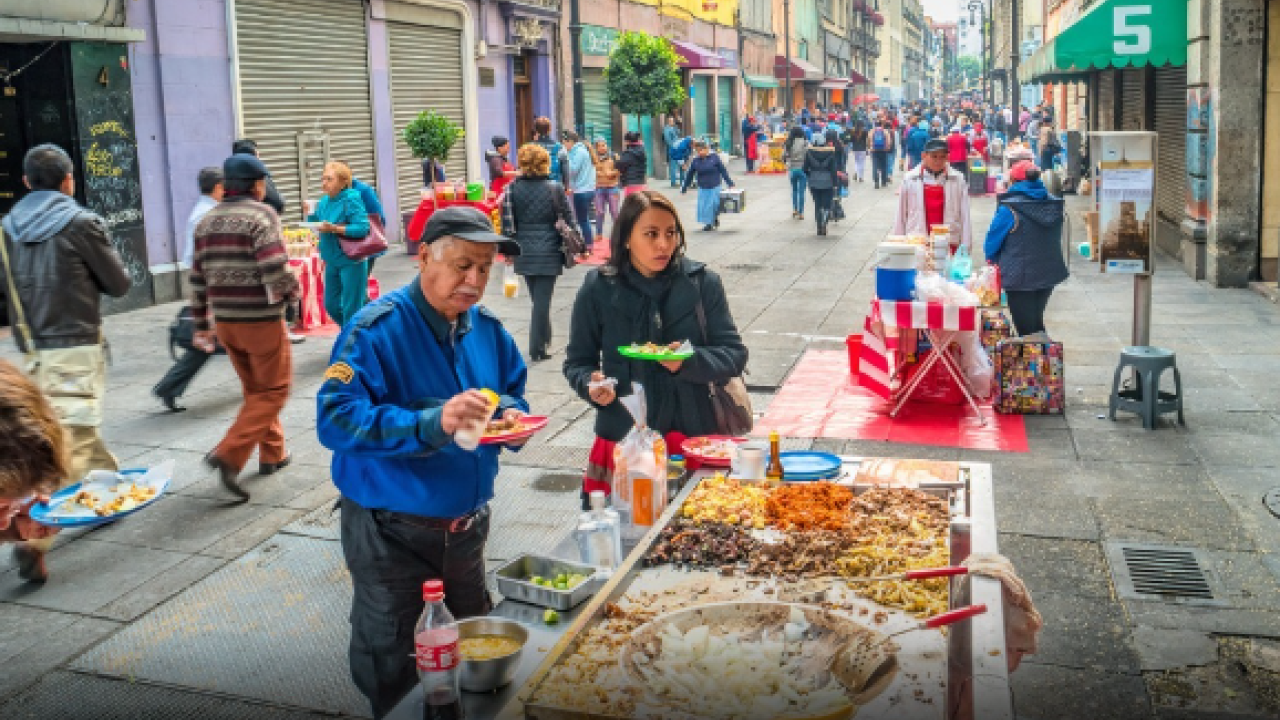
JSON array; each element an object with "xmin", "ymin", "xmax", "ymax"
[{"xmin": 891, "ymin": 137, "xmax": 972, "ymax": 252}]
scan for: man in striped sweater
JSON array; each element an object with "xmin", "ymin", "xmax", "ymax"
[{"xmin": 190, "ymin": 154, "xmax": 300, "ymax": 501}]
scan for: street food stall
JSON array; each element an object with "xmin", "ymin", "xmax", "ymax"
[
  {"xmin": 386, "ymin": 459, "xmax": 1015, "ymax": 720},
  {"xmin": 758, "ymin": 134, "xmax": 789, "ymax": 174},
  {"xmin": 405, "ymin": 182, "xmax": 502, "ymax": 254}
]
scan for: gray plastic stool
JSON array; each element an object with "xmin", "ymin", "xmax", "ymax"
[{"xmin": 1108, "ymin": 346, "xmax": 1184, "ymax": 429}]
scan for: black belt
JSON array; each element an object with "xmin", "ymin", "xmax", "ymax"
[{"xmin": 374, "ymin": 503, "xmax": 490, "ymax": 534}]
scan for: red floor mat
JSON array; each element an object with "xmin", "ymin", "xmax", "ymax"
[{"xmin": 754, "ymin": 350, "xmax": 1028, "ymax": 452}]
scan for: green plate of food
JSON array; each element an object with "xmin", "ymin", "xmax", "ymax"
[{"xmin": 618, "ymin": 342, "xmax": 695, "ymax": 361}]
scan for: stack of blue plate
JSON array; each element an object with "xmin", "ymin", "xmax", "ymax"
[{"xmin": 778, "ymin": 451, "xmax": 843, "ymax": 482}]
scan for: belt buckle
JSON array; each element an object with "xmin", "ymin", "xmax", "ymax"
[{"xmin": 448, "ymin": 513, "xmax": 475, "ymax": 534}]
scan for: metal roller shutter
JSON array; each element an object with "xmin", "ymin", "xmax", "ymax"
[
  {"xmin": 389, "ymin": 19, "xmax": 466, "ymax": 215},
  {"xmin": 716, "ymin": 76, "xmax": 734, "ymax": 149},
  {"xmin": 581, "ymin": 69, "xmax": 613, "ymax": 149},
  {"xmin": 234, "ymin": 0, "xmax": 376, "ymax": 220},
  {"xmin": 692, "ymin": 76, "xmax": 712, "ymax": 138},
  {"xmin": 1097, "ymin": 70, "xmax": 1115, "ymax": 130},
  {"xmin": 1153, "ymin": 65, "xmax": 1187, "ymax": 227},
  {"xmin": 1120, "ymin": 68, "xmax": 1146, "ymax": 131}
]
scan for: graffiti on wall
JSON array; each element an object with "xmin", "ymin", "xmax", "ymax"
[{"xmin": 1185, "ymin": 87, "xmax": 1214, "ymax": 223}]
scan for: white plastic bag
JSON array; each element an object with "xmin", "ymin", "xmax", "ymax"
[
  {"xmin": 966, "ymin": 265, "xmax": 1001, "ymax": 306},
  {"xmin": 503, "ymin": 262, "xmax": 519, "ymax": 299},
  {"xmin": 959, "ymin": 330, "xmax": 994, "ymax": 399},
  {"xmin": 611, "ymin": 383, "xmax": 668, "ymax": 530}
]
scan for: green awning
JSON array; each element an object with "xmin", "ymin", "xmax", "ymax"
[
  {"xmin": 1024, "ymin": 0, "xmax": 1187, "ymax": 84},
  {"xmin": 743, "ymin": 74, "xmax": 780, "ymax": 89}
]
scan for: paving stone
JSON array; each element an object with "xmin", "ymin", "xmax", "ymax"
[
  {"xmin": 1071, "ymin": 430, "xmax": 1202, "ymax": 465},
  {"xmin": 1032, "ymin": 592, "xmax": 1141, "ymax": 673},
  {"xmin": 1011, "ymin": 662, "xmax": 1153, "ymax": 720},
  {"xmin": 0, "ymin": 618, "xmax": 123, "ymax": 700},
  {"xmin": 1123, "ymin": 601, "xmax": 1280, "ymax": 639},
  {"xmin": 0, "ymin": 540, "xmax": 190, "ymax": 616},
  {"xmin": 995, "ymin": 491, "xmax": 1101, "ymax": 541},
  {"xmin": 95, "ymin": 554, "xmax": 230, "ymax": 622},
  {"xmin": 1093, "ymin": 497, "xmax": 1259, "ymax": 552},
  {"xmin": 90, "ymin": 495, "xmax": 285, "ymax": 555},
  {"xmin": 1131, "ymin": 627, "xmax": 1219, "ymax": 671},
  {"xmin": 180, "ymin": 460, "xmax": 332, "ymax": 509},
  {"xmin": 201, "ymin": 507, "xmax": 307, "ymax": 559},
  {"xmin": 1189, "ymin": 433, "xmax": 1280, "ymax": 468},
  {"xmin": 0, "ymin": 605, "xmax": 83, "ymax": 664},
  {"xmin": 1072, "ymin": 462, "xmax": 1216, "ymax": 500},
  {"xmin": 997, "ymin": 534, "xmax": 1114, "ymax": 600}
]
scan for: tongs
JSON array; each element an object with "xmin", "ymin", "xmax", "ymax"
[{"xmin": 841, "ymin": 565, "xmax": 969, "ymax": 584}]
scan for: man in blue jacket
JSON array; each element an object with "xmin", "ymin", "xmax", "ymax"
[
  {"xmin": 904, "ymin": 121, "xmax": 930, "ymax": 171},
  {"xmin": 317, "ymin": 206, "xmax": 529, "ymax": 718}
]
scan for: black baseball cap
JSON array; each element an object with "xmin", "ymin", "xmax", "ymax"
[
  {"xmin": 223, "ymin": 154, "xmax": 269, "ymax": 180},
  {"xmin": 923, "ymin": 138, "xmax": 948, "ymax": 154},
  {"xmin": 420, "ymin": 206, "xmax": 521, "ymax": 256}
]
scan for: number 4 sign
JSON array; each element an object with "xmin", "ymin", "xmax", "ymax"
[{"xmin": 1114, "ymin": 5, "xmax": 1152, "ymax": 55}]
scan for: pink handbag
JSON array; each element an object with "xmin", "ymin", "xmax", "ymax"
[{"xmin": 338, "ymin": 214, "xmax": 388, "ymax": 261}]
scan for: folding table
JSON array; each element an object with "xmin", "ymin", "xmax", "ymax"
[{"xmin": 859, "ymin": 298, "xmax": 986, "ymax": 425}]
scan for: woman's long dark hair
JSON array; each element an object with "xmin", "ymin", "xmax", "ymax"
[
  {"xmin": 605, "ymin": 190, "xmax": 687, "ymax": 277},
  {"xmin": 785, "ymin": 126, "xmax": 805, "ymax": 154},
  {"xmin": 825, "ymin": 128, "xmax": 842, "ymax": 154}
]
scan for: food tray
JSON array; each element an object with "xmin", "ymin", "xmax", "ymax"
[{"xmin": 494, "ymin": 554, "xmax": 605, "ymax": 611}]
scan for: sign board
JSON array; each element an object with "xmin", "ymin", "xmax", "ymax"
[
  {"xmin": 1090, "ymin": 132, "xmax": 1156, "ymax": 274},
  {"xmin": 580, "ymin": 25, "xmax": 618, "ymax": 56}
]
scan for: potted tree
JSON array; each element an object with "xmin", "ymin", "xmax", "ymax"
[
  {"xmin": 403, "ymin": 109, "xmax": 465, "ymax": 195},
  {"xmin": 606, "ymin": 32, "xmax": 686, "ymax": 177}
]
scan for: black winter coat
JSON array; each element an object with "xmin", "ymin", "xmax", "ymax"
[
  {"xmin": 564, "ymin": 258, "xmax": 748, "ymax": 442},
  {"xmin": 615, "ymin": 144, "xmax": 648, "ymax": 187},
  {"xmin": 506, "ymin": 175, "xmax": 570, "ymax": 277},
  {"xmin": 803, "ymin": 147, "xmax": 838, "ymax": 190}
]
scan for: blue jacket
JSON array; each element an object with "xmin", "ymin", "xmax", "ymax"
[
  {"xmin": 985, "ymin": 180, "xmax": 1068, "ymax": 291},
  {"xmin": 351, "ymin": 178, "xmax": 386, "ymax": 226},
  {"xmin": 985, "ymin": 181, "xmax": 1048, "ymax": 258},
  {"xmin": 317, "ymin": 281, "xmax": 529, "ymax": 518},
  {"xmin": 905, "ymin": 127, "xmax": 930, "ymax": 155},
  {"xmin": 681, "ymin": 153, "xmax": 733, "ymax": 192},
  {"xmin": 308, "ymin": 188, "xmax": 370, "ymax": 267},
  {"xmin": 564, "ymin": 142, "xmax": 597, "ymax": 193}
]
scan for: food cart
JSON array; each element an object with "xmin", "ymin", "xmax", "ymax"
[
  {"xmin": 405, "ymin": 186, "xmax": 502, "ymax": 255},
  {"xmin": 758, "ymin": 134, "xmax": 789, "ymax": 174},
  {"xmin": 385, "ymin": 460, "xmax": 1014, "ymax": 720}
]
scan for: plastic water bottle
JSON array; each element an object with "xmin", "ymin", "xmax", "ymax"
[
  {"xmin": 452, "ymin": 389, "xmax": 499, "ymax": 452},
  {"xmin": 415, "ymin": 580, "xmax": 464, "ymax": 720},
  {"xmin": 948, "ymin": 243, "xmax": 973, "ymax": 283},
  {"xmin": 574, "ymin": 490, "xmax": 622, "ymax": 571}
]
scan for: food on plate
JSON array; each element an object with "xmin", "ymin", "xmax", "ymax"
[
  {"xmin": 97, "ymin": 484, "xmax": 159, "ymax": 516},
  {"xmin": 484, "ymin": 417, "xmax": 525, "ymax": 435},
  {"xmin": 680, "ymin": 474, "xmax": 768, "ymax": 526},
  {"xmin": 626, "ymin": 341, "xmax": 687, "ymax": 356},
  {"xmin": 764, "ymin": 481, "xmax": 855, "ymax": 532},
  {"xmin": 458, "ymin": 635, "xmax": 523, "ymax": 661},
  {"xmin": 69, "ymin": 490, "xmax": 99, "ymax": 510},
  {"xmin": 528, "ymin": 572, "xmax": 589, "ymax": 591},
  {"xmin": 837, "ymin": 488, "xmax": 953, "ymax": 617},
  {"xmin": 645, "ymin": 518, "xmax": 759, "ymax": 569},
  {"xmin": 684, "ymin": 437, "xmax": 738, "ymax": 460}
]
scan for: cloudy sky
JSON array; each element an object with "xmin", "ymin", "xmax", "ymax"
[{"xmin": 921, "ymin": 0, "xmax": 959, "ymax": 22}]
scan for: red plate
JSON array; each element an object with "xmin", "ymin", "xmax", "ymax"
[
  {"xmin": 682, "ymin": 435, "xmax": 747, "ymax": 467},
  {"xmin": 480, "ymin": 415, "xmax": 550, "ymax": 445}
]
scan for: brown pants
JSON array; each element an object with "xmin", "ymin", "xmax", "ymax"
[{"xmin": 214, "ymin": 320, "xmax": 292, "ymax": 471}]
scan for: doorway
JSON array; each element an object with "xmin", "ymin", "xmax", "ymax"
[{"xmin": 513, "ymin": 53, "xmax": 533, "ymax": 143}]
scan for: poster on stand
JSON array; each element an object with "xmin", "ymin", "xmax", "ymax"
[{"xmin": 1092, "ymin": 133, "xmax": 1156, "ymax": 274}]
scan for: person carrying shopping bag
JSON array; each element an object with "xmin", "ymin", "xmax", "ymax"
[{"xmin": 680, "ymin": 141, "xmax": 735, "ymax": 232}]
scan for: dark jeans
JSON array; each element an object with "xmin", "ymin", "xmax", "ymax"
[
  {"xmin": 745, "ymin": 156, "xmax": 755, "ymax": 172},
  {"xmin": 1040, "ymin": 149, "xmax": 1057, "ymax": 171},
  {"xmin": 153, "ymin": 348, "xmax": 214, "ymax": 399},
  {"xmin": 1005, "ymin": 288, "xmax": 1054, "ymax": 336},
  {"xmin": 340, "ymin": 497, "xmax": 492, "ymax": 719},
  {"xmin": 571, "ymin": 191, "xmax": 595, "ymax": 249},
  {"xmin": 871, "ymin": 151, "xmax": 892, "ymax": 187},
  {"xmin": 525, "ymin": 274, "xmax": 558, "ymax": 358},
  {"xmin": 810, "ymin": 188, "xmax": 834, "ymax": 227}
]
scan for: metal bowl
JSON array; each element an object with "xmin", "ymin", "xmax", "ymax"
[{"xmin": 456, "ymin": 617, "xmax": 528, "ymax": 693}]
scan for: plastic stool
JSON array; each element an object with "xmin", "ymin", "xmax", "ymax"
[{"xmin": 1108, "ymin": 346, "xmax": 1184, "ymax": 430}]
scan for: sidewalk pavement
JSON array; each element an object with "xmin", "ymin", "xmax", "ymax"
[{"xmin": 0, "ymin": 159, "xmax": 1277, "ymax": 720}]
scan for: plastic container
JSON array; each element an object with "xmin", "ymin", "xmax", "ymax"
[
  {"xmin": 876, "ymin": 267, "xmax": 917, "ymax": 301},
  {"xmin": 438, "ymin": 184, "xmax": 456, "ymax": 202},
  {"xmin": 876, "ymin": 242, "xmax": 919, "ymax": 270},
  {"xmin": 415, "ymin": 580, "xmax": 464, "ymax": 720},
  {"xmin": 846, "ymin": 334, "xmax": 863, "ymax": 378},
  {"xmin": 574, "ymin": 491, "xmax": 622, "ymax": 571},
  {"xmin": 466, "ymin": 182, "xmax": 485, "ymax": 202}
]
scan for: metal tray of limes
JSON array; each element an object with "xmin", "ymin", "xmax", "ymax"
[{"xmin": 493, "ymin": 554, "xmax": 604, "ymax": 611}]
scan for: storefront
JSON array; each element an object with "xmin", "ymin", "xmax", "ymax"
[
  {"xmin": 232, "ymin": 0, "xmax": 377, "ymax": 220},
  {"xmin": 672, "ymin": 40, "xmax": 725, "ymax": 141},
  {"xmin": 579, "ymin": 24, "xmax": 619, "ymax": 147},
  {"xmin": 774, "ymin": 56, "xmax": 823, "ymax": 112},
  {"xmin": 741, "ymin": 35, "xmax": 778, "ymax": 112}
]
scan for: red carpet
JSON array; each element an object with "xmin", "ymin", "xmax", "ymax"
[{"xmin": 753, "ymin": 350, "xmax": 1028, "ymax": 452}]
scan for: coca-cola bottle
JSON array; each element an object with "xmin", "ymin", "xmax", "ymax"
[{"xmin": 415, "ymin": 580, "xmax": 465, "ymax": 720}]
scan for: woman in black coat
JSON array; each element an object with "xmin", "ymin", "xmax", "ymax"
[
  {"xmin": 503, "ymin": 143, "xmax": 576, "ymax": 361},
  {"xmin": 803, "ymin": 133, "xmax": 839, "ymax": 235},
  {"xmin": 614, "ymin": 131, "xmax": 649, "ymax": 195},
  {"xmin": 563, "ymin": 190, "xmax": 748, "ymax": 507}
]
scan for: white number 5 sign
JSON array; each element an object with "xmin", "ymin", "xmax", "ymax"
[{"xmin": 1114, "ymin": 5, "xmax": 1153, "ymax": 55}]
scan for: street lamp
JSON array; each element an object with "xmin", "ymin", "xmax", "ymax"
[{"xmin": 965, "ymin": 0, "xmax": 990, "ymax": 103}]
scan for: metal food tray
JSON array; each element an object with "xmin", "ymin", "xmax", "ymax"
[
  {"xmin": 493, "ymin": 554, "xmax": 605, "ymax": 611},
  {"xmin": 502, "ymin": 459, "xmax": 1012, "ymax": 720}
]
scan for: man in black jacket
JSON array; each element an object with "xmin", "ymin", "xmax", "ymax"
[
  {"xmin": 0, "ymin": 143, "xmax": 131, "ymax": 582},
  {"xmin": 231, "ymin": 139, "xmax": 286, "ymax": 215}
]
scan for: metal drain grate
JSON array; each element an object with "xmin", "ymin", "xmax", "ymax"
[{"xmin": 1105, "ymin": 542, "xmax": 1226, "ymax": 607}]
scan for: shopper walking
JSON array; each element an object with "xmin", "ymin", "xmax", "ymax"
[
  {"xmin": 155, "ymin": 166, "xmax": 225, "ymax": 412},
  {"xmin": 592, "ymin": 138, "xmax": 621, "ymax": 237},
  {"xmin": 503, "ymin": 144, "xmax": 574, "ymax": 362},
  {"xmin": 563, "ymin": 190, "xmax": 748, "ymax": 508},
  {"xmin": 561, "ymin": 130, "xmax": 598, "ymax": 252},
  {"xmin": 680, "ymin": 140, "xmax": 735, "ymax": 231},
  {"xmin": 306, "ymin": 161, "xmax": 371, "ymax": 328},
  {"xmin": 984, "ymin": 162, "xmax": 1067, "ymax": 336},
  {"xmin": 663, "ymin": 117, "xmax": 685, "ymax": 188},
  {"xmin": 1038, "ymin": 119, "xmax": 1059, "ymax": 171},
  {"xmin": 532, "ymin": 116, "xmax": 564, "ymax": 184},
  {"xmin": 848, "ymin": 123, "xmax": 869, "ymax": 183},
  {"xmin": 784, "ymin": 127, "xmax": 810, "ymax": 218},
  {"xmin": 350, "ymin": 171, "xmax": 386, "ymax": 275},
  {"xmin": 869, "ymin": 120, "xmax": 895, "ymax": 189},
  {"xmin": 825, "ymin": 129, "xmax": 848, "ymax": 224},
  {"xmin": 948, "ymin": 127, "xmax": 971, "ymax": 179},
  {"xmin": 743, "ymin": 113, "xmax": 762, "ymax": 173},
  {"xmin": 905, "ymin": 121, "xmax": 929, "ymax": 171},
  {"xmin": 231, "ymin": 139, "xmax": 286, "ymax": 215},
  {"xmin": 615, "ymin": 131, "xmax": 649, "ymax": 196},
  {"xmin": 190, "ymin": 154, "xmax": 300, "ymax": 502},
  {"xmin": 802, "ymin": 133, "xmax": 838, "ymax": 236},
  {"xmin": 0, "ymin": 144, "xmax": 131, "ymax": 582}
]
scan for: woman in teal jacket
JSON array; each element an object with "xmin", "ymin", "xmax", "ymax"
[{"xmin": 308, "ymin": 161, "xmax": 371, "ymax": 327}]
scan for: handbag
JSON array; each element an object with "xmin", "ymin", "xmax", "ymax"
[
  {"xmin": 690, "ymin": 275, "xmax": 754, "ymax": 436},
  {"xmin": 339, "ymin": 214, "xmax": 389, "ymax": 261},
  {"xmin": 551, "ymin": 186, "xmax": 586, "ymax": 268}
]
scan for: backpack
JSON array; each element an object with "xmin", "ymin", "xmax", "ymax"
[
  {"xmin": 871, "ymin": 128, "xmax": 888, "ymax": 151},
  {"xmin": 671, "ymin": 137, "xmax": 693, "ymax": 162}
]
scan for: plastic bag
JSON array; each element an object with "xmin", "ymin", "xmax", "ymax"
[
  {"xmin": 503, "ymin": 262, "xmax": 519, "ymax": 299},
  {"xmin": 959, "ymin": 330, "xmax": 994, "ymax": 399},
  {"xmin": 916, "ymin": 271, "xmax": 981, "ymax": 306},
  {"xmin": 966, "ymin": 265, "xmax": 1001, "ymax": 306},
  {"xmin": 611, "ymin": 383, "xmax": 668, "ymax": 530}
]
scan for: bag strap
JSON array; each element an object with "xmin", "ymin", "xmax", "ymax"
[{"xmin": 0, "ymin": 227, "xmax": 36, "ymax": 360}]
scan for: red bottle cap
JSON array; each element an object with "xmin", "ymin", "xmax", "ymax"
[{"xmin": 422, "ymin": 580, "xmax": 445, "ymax": 602}]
